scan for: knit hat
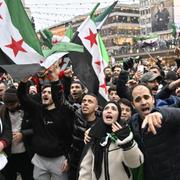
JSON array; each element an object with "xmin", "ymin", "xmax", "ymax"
[{"xmin": 3, "ymin": 88, "xmax": 18, "ymax": 104}]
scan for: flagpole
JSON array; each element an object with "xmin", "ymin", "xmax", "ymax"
[{"xmin": 143, "ymin": 48, "xmax": 157, "ymax": 62}]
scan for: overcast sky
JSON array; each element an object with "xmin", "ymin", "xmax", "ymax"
[{"xmin": 25, "ymin": 0, "xmax": 139, "ymax": 30}]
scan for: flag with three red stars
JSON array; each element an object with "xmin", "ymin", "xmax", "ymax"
[
  {"xmin": 0, "ymin": 0, "xmax": 45, "ymax": 65},
  {"xmin": 69, "ymin": 16, "xmax": 109, "ymax": 106}
]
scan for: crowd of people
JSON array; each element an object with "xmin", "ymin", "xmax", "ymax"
[{"xmin": 0, "ymin": 47, "xmax": 180, "ymax": 180}]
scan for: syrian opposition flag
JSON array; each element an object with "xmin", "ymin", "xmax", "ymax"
[
  {"xmin": 52, "ymin": 25, "xmax": 74, "ymax": 44},
  {"xmin": 134, "ymin": 33, "xmax": 159, "ymax": 48},
  {"xmin": 0, "ymin": 3, "xmax": 83, "ymax": 80},
  {"xmin": 40, "ymin": 25, "xmax": 74, "ymax": 47},
  {"xmin": 0, "ymin": 0, "xmax": 45, "ymax": 65},
  {"xmin": 94, "ymin": 1, "xmax": 118, "ymax": 29},
  {"xmin": 69, "ymin": 16, "xmax": 109, "ymax": 105},
  {"xmin": 41, "ymin": 25, "xmax": 83, "ymax": 69}
]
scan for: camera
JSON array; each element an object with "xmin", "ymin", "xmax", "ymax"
[
  {"xmin": 123, "ymin": 56, "xmax": 142, "ymax": 70},
  {"xmin": 123, "ymin": 58, "xmax": 134, "ymax": 71}
]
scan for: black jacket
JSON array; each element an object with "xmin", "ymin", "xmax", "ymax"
[
  {"xmin": 130, "ymin": 107, "xmax": 180, "ymax": 180},
  {"xmin": 17, "ymin": 81, "xmax": 74, "ymax": 158},
  {"xmin": 156, "ymin": 84, "xmax": 175, "ymax": 99},
  {"xmin": 0, "ymin": 108, "xmax": 12, "ymax": 156},
  {"xmin": 0, "ymin": 105, "xmax": 33, "ymax": 158},
  {"xmin": 117, "ymin": 71, "xmax": 131, "ymax": 101},
  {"xmin": 70, "ymin": 109, "xmax": 99, "ymax": 168}
]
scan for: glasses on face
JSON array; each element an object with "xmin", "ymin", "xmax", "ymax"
[{"xmin": 134, "ymin": 95, "xmax": 151, "ymax": 103}]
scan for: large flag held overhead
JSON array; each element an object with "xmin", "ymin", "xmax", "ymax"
[
  {"xmin": 53, "ymin": 25, "xmax": 74, "ymax": 43},
  {"xmin": 40, "ymin": 25, "xmax": 74, "ymax": 47},
  {"xmin": 69, "ymin": 13, "xmax": 110, "ymax": 105},
  {"xmin": 41, "ymin": 25, "xmax": 83, "ymax": 69},
  {"xmin": 133, "ymin": 33, "xmax": 159, "ymax": 49},
  {"xmin": 0, "ymin": 1, "xmax": 83, "ymax": 79},
  {"xmin": 0, "ymin": 0, "xmax": 45, "ymax": 65}
]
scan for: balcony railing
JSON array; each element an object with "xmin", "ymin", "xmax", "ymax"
[{"xmin": 110, "ymin": 38, "xmax": 180, "ymax": 58}]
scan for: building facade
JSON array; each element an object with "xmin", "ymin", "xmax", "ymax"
[
  {"xmin": 50, "ymin": 3, "xmax": 141, "ymax": 60},
  {"xmin": 48, "ymin": 1, "xmax": 178, "ymax": 62},
  {"xmin": 100, "ymin": 3, "xmax": 140, "ymax": 60}
]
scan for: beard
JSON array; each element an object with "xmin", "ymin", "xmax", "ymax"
[{"xmin": 151, "ymin": 86, "xmax": 158, "ymax": 91}]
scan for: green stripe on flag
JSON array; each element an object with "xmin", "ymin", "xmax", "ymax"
[
  {"xmin": 5, "ymin": 0, "xmax": 43, "ymax": 55},
  {"xmin": 39, "ymin": 29, "xmax": 53, "ymax": 49},
  {"xmin": 97, "ymin": 34, "xmax": 109, "ymax": 65},
  {"xmin": 42, "ymin": 42, "xmax": 84, "ymax": 58},
  {"xmin": 133, "ymin": 33, "xmax": 159, "ymax": 43},
  {"xmin": 65, "ymin": 25, "xmax": 74, "ymax": 41},
  {"xmin": 95, "ymin": 1, "xmax": 118, "ymax": 29}
]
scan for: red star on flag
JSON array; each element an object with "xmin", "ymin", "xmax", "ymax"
[
  {"xmin": 95, "ymin": 60, "xmax": 102, "ymax": 72},
  {"xmin": 0, "ymin": 2, "xmax": 3, "ymax": 20},
  {"xmin": 5, "ymin": 37, "xmax": 27, "ymax": 57},
  {"xmin": 84, "ymin": 29, "xmax": 97, "ymax": 47},
  {"xmin": 99, "ymin": 80, "xmax": 107, "ymax": 94}
]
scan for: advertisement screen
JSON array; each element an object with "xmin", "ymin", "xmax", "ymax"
[
  {"xmin": 151, "ymin": 0, "xmax": 173, "ymax": 32},
  {"xmin": 174, "ymin": 0, "xmax": 180, "ymax": 29}
]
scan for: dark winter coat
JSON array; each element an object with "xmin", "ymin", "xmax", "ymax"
[
  {"xmin": 130, "ymin": 107, "xmax": 180, "ymax": 180},
  {"xmin": 0, "ymin": 108, "xmax": 12, "ymax": 156},
  {"xmin": 0, "ymin": 105, "xmax": 33, "ymax": 158}
]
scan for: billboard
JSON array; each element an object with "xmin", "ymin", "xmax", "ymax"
[
  {"xmin": 151, "ymin": 0, "xmax": 173, "ymax": 32},
  {"xmin": 174, "ymin": 0, "xmax": 180, "ymax": 29}
]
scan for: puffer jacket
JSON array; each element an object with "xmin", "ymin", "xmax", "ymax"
[
  {"xmin": 156, "ymin": 95, "xmax": 180, "ymax": 107},
  {"xmin": 70, "ymin": 109, "xmax": 100, "ymax": 169}
]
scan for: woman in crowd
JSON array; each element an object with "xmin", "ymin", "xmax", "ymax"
[{"xmin": 78, "ymin": 101, "xmax": 143, "ymax": 180}]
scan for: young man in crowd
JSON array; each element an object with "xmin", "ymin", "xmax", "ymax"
[
  {"xmin": 0, "ymin": 97, "xmax": 12, "ymax": 180},
  {"xmin": 1, "ymin": 88, "xmax": 33, "ymax": 180},
  {"xmin": 17, "ymin": 65, "xmax": 73, "ymax": 180},
  {"xmin": 130, "ymin": 84, "xmax": 180, "ymax": 180},
  {"xmin": 69, "ymin": 81, "xmax": 85, "ymax": 105},
  {"xmin": 111, "ymin": 64, "xmax": 121, "ymax": 85},
  {"xmin": 118, "ymin": 98, "xmax": 132, "ymax": 121},
  {"xmin": 140, "ymin": 72, "xmax": 162, "ymax": 95},
  {"xmin": 68, "ymin": 93, "xmax": 100, "ymax": 180},
  {"xmin": 108, "ymin": 85, "xmax": 120, "ymax": 102},
  {"xmin": 103, "ymin": 66, "xmax": 112, "ymax": 86}
]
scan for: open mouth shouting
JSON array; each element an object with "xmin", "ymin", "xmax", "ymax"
[{"xmin": 141, "ymin": 107, "xmax": 151, "ymax": 116}]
